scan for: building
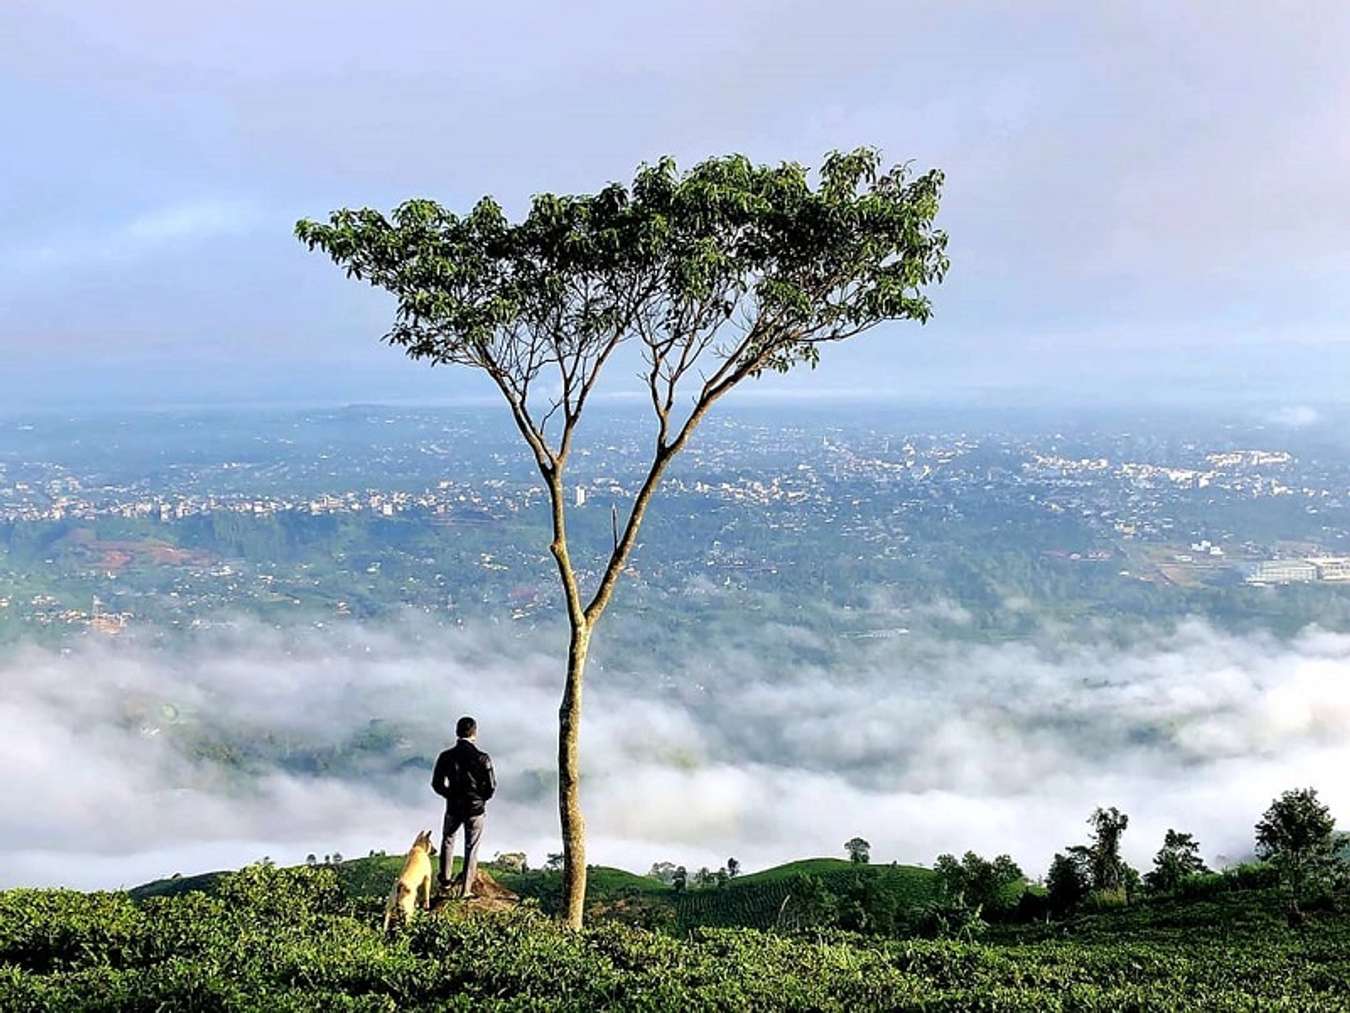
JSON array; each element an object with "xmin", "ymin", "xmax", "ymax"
[
  {"xmin": 1245, "ymin": 559, "xmax": 1318, "ymax": 584},
  {"xmin": 1310, "ymin": 557, "xmax": 1350, "ymax": 582}
]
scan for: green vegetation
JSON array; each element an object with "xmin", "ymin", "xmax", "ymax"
[{"xmin": 5, "ymin": 860, "xmax": 1350, "ymax": 1010}]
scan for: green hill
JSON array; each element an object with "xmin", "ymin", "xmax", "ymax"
[{"xmin": 130, "ymin": 854, "xmax": 937, "ymax": 934}]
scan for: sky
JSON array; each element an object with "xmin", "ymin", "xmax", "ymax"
[
  {"xmin": 2, "ymin": 1, "xmax": 1348, "ymax": 410},
  {"xmin": 4, "ymin": 613, "xmax": 1349, "ymax": 889}
]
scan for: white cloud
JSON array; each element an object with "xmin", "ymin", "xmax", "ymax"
[{"xmin": 2, "ymin": 616, "xmax": 1348, "ymax": 890}]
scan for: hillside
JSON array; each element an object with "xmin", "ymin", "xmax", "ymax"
[
  {"xmin": 130, "ymin": 854, "xmax": 938, "ymax": 934},
  {"xmin": 5, "ymin": 861, "xmax": 1350, "ymax": 1010}
]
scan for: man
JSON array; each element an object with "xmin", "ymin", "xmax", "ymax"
[{"xmin": 430, "ymin": 715, "xmax": 496, "ymax": 898}]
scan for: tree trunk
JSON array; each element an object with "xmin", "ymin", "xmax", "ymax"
[{"xmin": 558, "ymin": 622, "xmax": 590, "ymax": 928}]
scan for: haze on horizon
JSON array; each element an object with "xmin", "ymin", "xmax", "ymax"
[{"xmin": 2, "ymin": 1, "xmax": 1348, "ymax": 410}]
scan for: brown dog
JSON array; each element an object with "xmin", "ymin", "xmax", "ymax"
[{"xmin": 383, "ymin": 830, "xmax": 435, "ymax": 932}]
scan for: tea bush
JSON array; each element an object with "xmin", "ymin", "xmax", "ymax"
[{"xmin": 3, "ymin": 863, "xmax": 1350, "ymax": 1010}]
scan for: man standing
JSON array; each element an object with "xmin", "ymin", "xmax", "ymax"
[{"xmin": 430, "ymin": 715, "xmax": 496, "ymax": 898}]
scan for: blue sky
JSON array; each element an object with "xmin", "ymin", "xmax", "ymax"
[{"xmin": 2, "ymin": 1, "xmax": 1347, "ymax": 410}]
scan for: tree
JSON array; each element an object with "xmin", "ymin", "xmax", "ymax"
[
  {"xmin": 844, "ymin": 837, "xmax": 872, "ymax": 864},
  {"xmin": 544, "ymin": 852, "xmax": 564, "ymax": 873},
  {"xmin": 1046, "ymin": 850, "xmax": 1090, "ymax": 914},
  {"xmin": 493, "ymin": 851, "xmax": 528, "ymax": 873},
  {"xmin": 305, "ymin": 854, "xmax": 317, "ymax": 867},
  {"xmin": 933, "ymin": 851, "xmax": 1025, "ymax": 916},
  {"xmin": 783, "ymin": 873, "xmax": 839, "ymax": 931},
  {"xmin": 692, "ymin": 866, "xmax": 715, "ymax": 889},
  {"xmin": 1086, "ymin": 807, "xmax": 1129, "ymax": 892},
  {"xmin": 1144, "ymin": 829, "xmax": 1209, "ymax": 894},
  {"xmin": 1255, "ymin": 787, "xmax": 1340, "ymax": 906},
  {"xmin": 672, "ymin": 866, "xmax": 688, "ymax": 893},
  {"xmin": 297, "ymin": 149, "xmax": 948, "ymax": 927},
  {"xmin": 839, "ymin": 870, "xmax": 902, "ymax": 934},
  {"xmin": 647, "ymin": 861, "xmax": 678, "ymax": 885},
  {"xmin": 726, "ymin": 857, "xmax": 741, "ymax": 878}
]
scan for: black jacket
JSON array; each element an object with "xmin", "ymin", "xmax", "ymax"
[{"xmin": 431, "ymin": 739, "xmax": 496, "ymax": 816}]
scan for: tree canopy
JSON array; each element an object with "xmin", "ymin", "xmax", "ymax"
[{"xmin": 296, "ymin": 148, "xmax": 947, "ymax": 480}]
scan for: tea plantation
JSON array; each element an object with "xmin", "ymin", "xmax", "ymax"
[{"xmin": 4, "ymin": 858, "xmax": 1350, "ymax": 1010}]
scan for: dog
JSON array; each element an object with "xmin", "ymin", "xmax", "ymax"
[{"xmin": 383, "ymin": 829, "xmax": 436, "ymax": 933}]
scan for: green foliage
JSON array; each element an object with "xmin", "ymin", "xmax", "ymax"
[
  {"xmin": 933, "ymin": 851, "xmax": 1025, "ymax": 918},
  {"xmin": 1255, "ymin": 787, "xmax": 1343, "ymax": 903},
  {"xmin": 1144, "ymin": 829, "xmax": 1210, "ymax": 894},
  {"xmin": 295, "ymin": 149, "xmax": 948, "ymax": 382},
  {"xmin": 1086, "ymin": 806, "xmax": 1130, "ymax": 892},
  {"xmin": 667, "ymin": 861, "xmax": 935, "ymax": 935},
  {"xmin": 1046, "ymin": 850, "xmax": 1091, "ymax": 915},
  {"xmin": 5, "ymin": 872, "xmax": 1350, "ymax": 1010},
  {"xmin": 914, "ymin": 892, "xmax": 989, "ymax": 942},
  {"xmin": 843, "ymin": 837, "xmax": 871, "ymax": 864}
]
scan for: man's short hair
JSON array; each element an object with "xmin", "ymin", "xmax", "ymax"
[{"xmin": 456, "ymin": 716, "xmax": 477, "ymax": 739}]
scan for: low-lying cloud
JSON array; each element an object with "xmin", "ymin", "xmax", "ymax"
[{"xmin": 3, "ymin": 616, "xmax": 1348, "ymax": 890}]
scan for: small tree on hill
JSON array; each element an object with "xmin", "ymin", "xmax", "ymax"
[
  {"xmin": 845, "ymin": 837, "xmax": 872, "ymax": 864},
  {"xmin": 727, "ymin": 857, "xmax": 741, "ymax": 878},
  {"xmin": 672, "ymin": 866, "xmax": 688, "ymax": 893},
  {"xmin": 544, "ymin": 852, "xmax": 564, "ymax": 873},
  {"xmin": 1144, "ymin": 829, "xmax": 1208, "ymax": 893},
  {"xmin": 1256, "ymin": 787, "xmax": 1340, "ymax": 908},
  {"xmin": 298, "ymin": 150, "xmax": 947, "ymax": 927}
]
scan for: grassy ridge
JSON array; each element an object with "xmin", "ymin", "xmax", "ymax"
[{"xmin": 130, "ymin": 855, "xmax": 937, "ymax": 933}]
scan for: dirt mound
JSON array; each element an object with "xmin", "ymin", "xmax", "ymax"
[{"xmin": 431, "ymin": 869, "xmax": 519, "ymax": 914}]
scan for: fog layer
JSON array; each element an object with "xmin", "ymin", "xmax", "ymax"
[{"xmin": 3, "ymin": 617, "xmax": 1347, "ymax": 888}]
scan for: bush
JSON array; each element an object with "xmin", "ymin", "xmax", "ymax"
[
  {"xmin": 1083, "ymin": 887, "xmax": 1129, "ymax": 912},
  {"xmin": 1176, "ymin": 873, "xmax": 1227, "ymax": 902},
  {"xmin": 912, "ymin": 894, "xmax": 988, "ymax": 942},
  {"xmin": 1224, "ymin": 862, "xmax": 1280, "ymax": 891}
]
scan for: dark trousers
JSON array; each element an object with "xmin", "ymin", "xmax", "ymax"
[{"xmin": 440, "ymin": 810, "xmax": 485, "ymax": 895}]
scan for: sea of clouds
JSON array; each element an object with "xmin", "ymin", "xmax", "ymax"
[{"xmin": 3, "ymin": 613, "xmax": 1349, "ymax": 890}]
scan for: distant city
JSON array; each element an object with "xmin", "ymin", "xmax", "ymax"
[{"xmin": 2, "ymin": 404, "xmax": 1349, "ymax": 645}]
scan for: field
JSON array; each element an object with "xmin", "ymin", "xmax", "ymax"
[{"xmin": 6, "ymin": 857, "xmax": 1348, "ymax": 1010}]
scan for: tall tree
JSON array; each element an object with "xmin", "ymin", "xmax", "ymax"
[
  {"xmin": 1086, "ymin": 807, "xmax": 1130, "ymax": 892},
  {"xmin": 297, "ymin": 149, "xmax": 948, "ymax": 927}
]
